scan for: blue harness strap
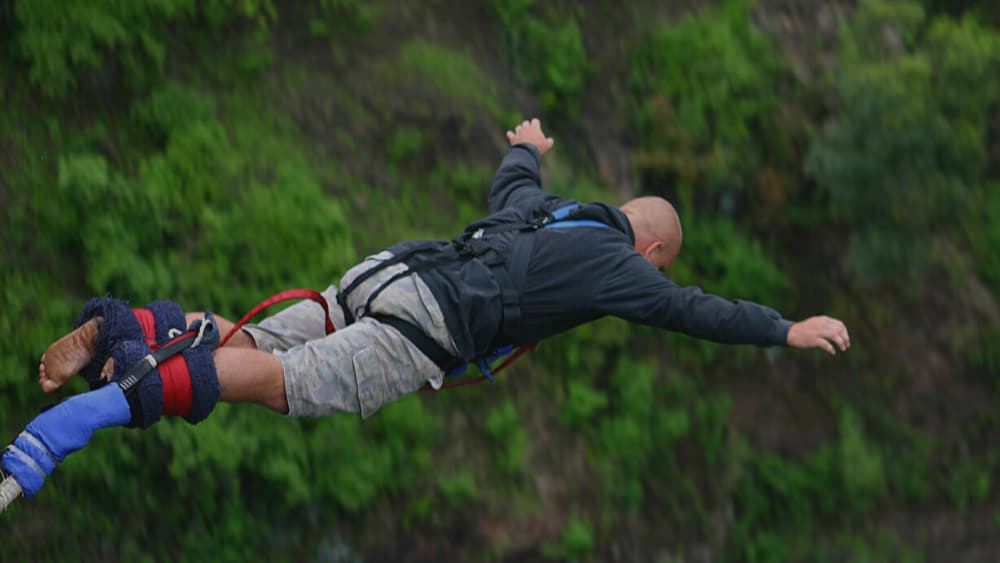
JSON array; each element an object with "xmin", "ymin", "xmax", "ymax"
[
  {"xmin": 545, "ymin": 204, "xmax": 611, "ymax": 229},
  {"xmin": 544, "ymin": 220, "xmax": 609, "ymax": 229}
]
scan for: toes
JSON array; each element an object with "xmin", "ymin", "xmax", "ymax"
[{"xmin": 40, "ymin": 378, "xmax": 59, "ymax": 394}]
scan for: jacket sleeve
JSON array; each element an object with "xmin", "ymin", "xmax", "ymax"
[
  {"xmin": 594, "ymin": 252, "xmax": 792, "ymax": 347},
  {"xmin": 488, "ymin": 144, "xmax": 559, "ymax": 213}
]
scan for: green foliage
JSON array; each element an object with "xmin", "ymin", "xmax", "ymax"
[
  {"xmin": 13, "ymin": 0, "xmax": 195, "ymax": 97},
  {"xmin": 806, "ymin": 0, "xmax": 1000, "ymax": 286},
  {"xmin": 438, "ymin": 471, "xmax": 479, "ymax": 508},
  {"xmin": 945, "ymin": 455, "xmax": 992, "ymax": 512},
  {"xmin": 3, "ymin": 1, "xmax": 1000, "ymax": 561},
  {"xmin": 542, "ymin": 515, "xmax": 596, "ymax": 561},
  {"xmin": 838, "ymin": 408, "xmax": 886, "ymax": 511},
  {"xmin": 558, "ymin": 380, "xmax": 608, "ymax": 429},
  {"xmin": 967, "ymin": 184, "xmax": 1000, "ymax": 291},
  {"xmin": 200, "ymin": 0, "xmax": 277, "ymax": 29},
  {"xmin": 672, "ymin": 214, "xmax": 793, "ymax": 308},
  {"xmin": 631, "ymin": 0, "xmax": 783, "ymax": 207},
  {"xmin": 592, "ymin": 358, "xmax": 698, "ymax": 510},
  {"xmin": 488, "ymin": 0, "xmax": 590, "ymax": 117},
  {"xmin": 308, "ymin": 0, "xmax": 379, "ymax": 39},
  {"xmin": 49, "ymin": 83, "xmax": 356, "ymax": 311},
  {"xmin": 309, "ymin": 397, "xmax": 442, "ymax": 512},
  {"xmin": 729, "ymin": 407, "xmax": 893, "ymax": 561},
  {"xmin": 376, "ymin": 40, "xmax": 511, "ymax": 124},
  {"xmin": 131, "ymin": 82, "xmax": 217, "ymax": 143},
  {"xmin": 485, "ymin": 400, "xmax": 530, "ymax": 474},
  {"xmin": 386, "ymin": 126, "xmax": 425, "ymax": 164}
]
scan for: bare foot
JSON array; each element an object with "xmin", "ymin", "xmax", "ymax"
[{"xmin": 39, "ymin": 318, "xmax": 102, "ymax": 393}]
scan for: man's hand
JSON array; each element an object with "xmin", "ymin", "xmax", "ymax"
[
  {"xmin": 506, "ymin": 118, "xmax": 555, "ymax": 156},
  {"xmin": 787, "ymin": 315, "xmax": 851, "ymax": 355}
]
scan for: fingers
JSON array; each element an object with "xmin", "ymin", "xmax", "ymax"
[
  {"xmin": 833, "ymin": 333, "xmax": 847, "ymax": 352},
  {"xmin": 509, "ymin": 119, "xmax": 543, "ymax": 134},
  {"xmin": 506, "ymin": 118, "xmax": 553, "ymax": 152},
  {"xmin": 816, "ymin": 337, "xmax": 836, "ymax": 355},
  {"xmin": 789, "ymin": 315, "xmax": 851, "ymax": 356},
  {"xmin": 824, "ymin": 317, "xmax": 850, "ymax": 351}
]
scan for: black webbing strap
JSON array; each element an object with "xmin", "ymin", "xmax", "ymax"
[
  {"xmin": 116, "ymin": 332, "xmax": 198, "ymax": 394},
  {"xmin": 371, "ymin": 314, "xmax": 465, "ymax": 373},
  {"xmin": 336, "ymin": 207, "xmax": 568, "ymax": 348},
  {"xmin": 337, "ymin": 243, "xmax": 442, "ymax": 325}
]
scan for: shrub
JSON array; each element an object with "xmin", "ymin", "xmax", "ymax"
[
  {"xmin": 630, "ymin": 0, "xmax": 783, "ymax": 209},
  {"xmin": 485, "ymin": 400, "xmax": 530, "ymax": 474},
  {"xmin": 838, "ymin": 408, "xmax": 886, "ymax": 512},
  {"xmin": 806, "ymin": 1, "xmax": 1000, "ymax": 286},
  {"xmin": 543, "ymin": 515, "xmax": 596, "ymax": 561},
  {"xmin": 13, "ymin": 0, "xmax": 196, "ymax": 97},
  {"xmin": 488, "ymin": 0, "xmax": 590, "ymax": 118}
]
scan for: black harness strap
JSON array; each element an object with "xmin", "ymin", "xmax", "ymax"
[
  {"xmin": 337, "ymin": 204, "xmax": 607, "ymax": 375},
  {"xmin": 336, "ymin": 243, "xmax": 442, "ymax": 325},
  {"xmin": 116, "ymin": 332, "xmax": 200, "ymax": 394},
  {"xmin": 371, "ymin": 314, "xmax": 465, "ymax": 373}
]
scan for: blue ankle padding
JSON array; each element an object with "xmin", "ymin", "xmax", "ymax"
[
  {"xmin": 110, "ymin": 328, "xmax": 220, "ymax": 428},
  {"xmin": 111, "ymin": 340, "xmax": 164, "ymax": 429},
  {"xmin": 145, "ymin": 300, "xmax": 186, "ymax": 345},
  {"xmin": 75, "ymin": 298, "xmax": 188, "ymax": 389},
  {"xmin": 76, "ymin": 297, "xmax": 143, "ymax": 388},
  {"xmin": 2, "ymin": 384, "xmax": 131, "ymax": 498},
  {"xmin": 183, "ymin": 344, "xmax": 220, "ymax": 424}
]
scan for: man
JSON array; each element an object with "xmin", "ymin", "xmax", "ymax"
[{"xmin": 5, "ymin": 119, "xmax": 848, "ymax": 498}]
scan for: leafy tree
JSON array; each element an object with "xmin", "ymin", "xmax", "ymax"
[{"xmin": 806, "ymin": 0, "xmax": 1000, "ymax": 286}]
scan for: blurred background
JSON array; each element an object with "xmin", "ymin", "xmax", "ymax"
[{"xmin": 1, "ymin": 0, "xmax": 999, "ymax": 561}]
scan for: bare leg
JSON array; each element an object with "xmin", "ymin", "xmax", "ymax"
[{"xmin": 213, "ymin": 347, "xmax": 288, "ymax": 413}]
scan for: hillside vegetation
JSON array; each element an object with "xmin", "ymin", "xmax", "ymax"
[{"xmin": 1, "ymin": 0, "xmax": 999, "ymax": 561}]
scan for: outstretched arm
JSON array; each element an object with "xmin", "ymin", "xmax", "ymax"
[
  {"xmin": 488, "ymin": 118, "xmax": 558, "ymax": 212},
  {"xmin": 597, "ymin": 252, "xmax": 851, "ymax": 355}
]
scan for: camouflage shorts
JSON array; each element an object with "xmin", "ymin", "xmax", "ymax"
[{"xmin": 242, "ymin": 251, "xmax": 459, "ymax": 418}]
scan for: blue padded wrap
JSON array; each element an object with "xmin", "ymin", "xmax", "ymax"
[
  {"xmin": 3, "ymin": 445, "xmax": 47, "ymax": 499},
  {"xmin": 185, "ymin": 311, "xmax": 221, "ymax": 351},
  {"xmin": 75, "ymin": 296, "xmax": 143, "ymax": 388},
  {"xmin": 2, "ymin": 384, "xmax": 130, "ymax": 498},
  {"xmin": 110, "ymin": 340, "xmax": 163, "ymax": 429},
  {"xmin": 109, "ymin": 320, "xmax": 220, "ymax": 428},
  {"xmin": 144, "ymin": 300, "xmax": 186, "ymax": 344},
  {"xmin": 12, "ymin": 432, "xmax": 57, "ymax": 475},
  {"xmin": 182, "ymin": 345, "xmax": 220, "ymax": 424},
  {"xmin": 74, "ymin": 297, "xmax": 188, "ymax": 389}
]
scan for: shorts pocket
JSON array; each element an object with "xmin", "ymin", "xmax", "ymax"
[
  {"xmin": 353, "ymin": 347, "xmax": 388, "ymax": 419},
  {"xmin": 415, "ymin": 276, "xmax": 447, "ymax": 328}
]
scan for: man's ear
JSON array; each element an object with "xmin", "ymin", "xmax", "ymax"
[{"xmin": 642, "ymin": 240, "xmax": 664, "ymax": 261}]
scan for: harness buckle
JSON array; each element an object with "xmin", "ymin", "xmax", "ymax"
[{"xmin": 471, "ymin": 228, "xmax": 485, "ymax": 240}]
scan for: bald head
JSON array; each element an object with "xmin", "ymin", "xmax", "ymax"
[{"xmin": 620, "ymin": 196, "xmax": 682, "ymax": 270}]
